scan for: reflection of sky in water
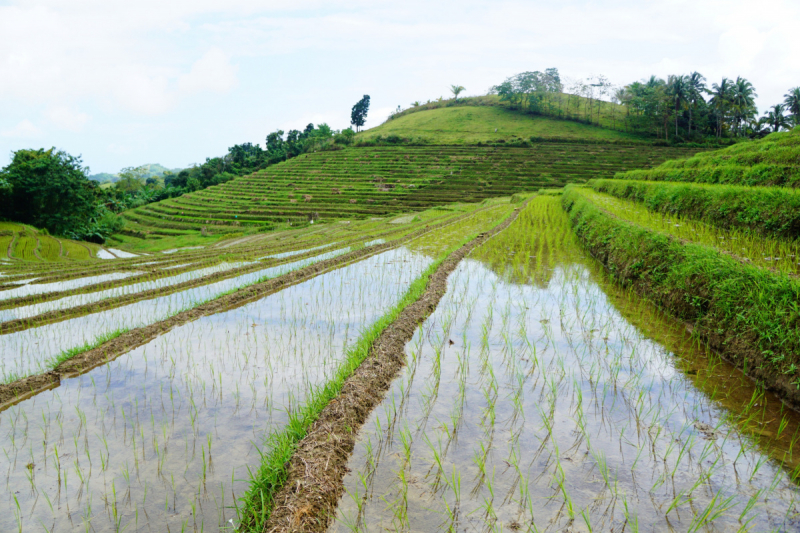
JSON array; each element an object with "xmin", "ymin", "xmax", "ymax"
[
  {"xmin": 334, "ymin": 258, "xmax": 800, "ymax": 532},
  {"xmin": 0, "ymin": 248, "xmax": 350, "ymax": 380},
  {"xmin": 0, "ymin": 261, "xmax": 252, "ymax": 322},
  {"xmin": 0, "ymin": 247, "xmax": 432, "ymax": 532},
  {"xmin": 0, "ymin": 271, "xmax": 140, "ymax": 301}
]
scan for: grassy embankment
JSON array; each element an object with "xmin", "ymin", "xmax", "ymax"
[
  {"xmin": 588, "ymin": 179, "xmax": 800, "ymax": 241},
  {"xmin": 562, "ymin": 186, "xmax": 800, "ymax": 408},
  {"xmin": 617, "ymin": 127, "xmax": 800, "ymax": 187},
  {"xmin": 0, "ymin": 221, "xmax": 101, "ymax": 262}
]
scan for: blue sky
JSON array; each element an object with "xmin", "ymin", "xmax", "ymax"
[{"xmin": 1, "ymin": 0, "xmax": 798, "ymax": 174}]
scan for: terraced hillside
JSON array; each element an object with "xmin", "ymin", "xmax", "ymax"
[
  {"xmin": 616, "ymin": 126, "xmax": 800, "ymax": 187},
  {"xmin": 121, "ymin": 144, "xmax": 697, "ymax": 242},
  {"xmin": 0, "ymin": 222, "xmax": 104, "ymax": 262}
]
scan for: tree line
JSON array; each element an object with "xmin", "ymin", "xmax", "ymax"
[
  {"xmin": 0, "ymin": 123, "xmax": 359, "ymax": 243},
  {"xmin": 490, "ymin": 69, "xmax": 799, "ymax": 141}
]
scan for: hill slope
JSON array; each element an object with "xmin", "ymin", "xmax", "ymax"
[
  {"xmin": 359, "ymin": 105, "xmax": 642, "ymax": 144},
  {"xmin": 118, "ymin": 143, "xmax": 698, "ymax": 245},
  {"xmin": 616, "ymin": 127, "xmax": 800, "ymax": 187},
  {"xmin": 0, "ymin": 222, "xmax": 104, "ymax": 263}
]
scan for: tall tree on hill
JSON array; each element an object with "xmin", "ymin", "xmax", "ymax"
[
  {"xmin": 785, "ymin": 87, "xmax": 800, "ymax": 126},
  {"xmin": 686, "ymin": 72, "xmax": 707, "ymax": 137},
  {"xmin": 450, "ymin": 85, "xmax": 465, "ymax": 101},
  {"xmin": 350, "ymin": 95, "xmax": 370, "ymax": 132},
  {"xmin": 763, "ymin": 104, "xmax": 790, "ymax": 132},
  {"xmin": 731, "ymin": 77, "xmax": 758, "ymax": 136},
  {"xmin": 667, "ymin": 74, "xmax": 689, "ymax": 138}
]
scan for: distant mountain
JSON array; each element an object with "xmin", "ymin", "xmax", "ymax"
[{"xmin": 89, "ymin": 163, "xmax": 183, "ymax": 183}]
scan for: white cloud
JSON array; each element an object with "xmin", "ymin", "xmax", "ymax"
[
  {"xmin": 44, "ymin": 106, "xmax": 90, "ymax": 132},
  {"xmin": 1, "ymin": 119, "xmax": 41, "ymax": 139},
  {"xmin": 2, "ymin": 0, "xmax": 800, "ymax": 171},
  {"xmin": 178, "ymin": 48, "xmax": 238, "ymax": 95}
]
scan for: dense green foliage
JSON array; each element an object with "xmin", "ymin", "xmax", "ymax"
[
  {"xmin": 616, "ymin": 127, "xmax": 800, "ymax": 187},
  {"xmin": 589, "ymin": 178, "xmax": 800, "ymax": 240},
  {"xmin": 562, "ymin": 186, "xmax": 800, "ymax": 404},
  {"xmin": 0, "ymin": 148, "xmax": 123, "ymax": 242}
]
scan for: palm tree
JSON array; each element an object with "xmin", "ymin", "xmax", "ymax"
[
  {"xmin": 667, "ymin": 74, "xmax": 689, "ymax": 138},
  {"xmin": 685, "ymin": 72, "xmax": 706, "ymax": 137},
  {"xmin": 730, "ymin": 77, "xmax": 758, "ymax": 136},
  {"xmin": 450, "ymin": 85, "xmax": 465, "ymax": 101},
  {"xmin": 763, "ymin": 104, "xmax": 790, "ymax": 132},
  {"xmin": 784, "ymin": 87, "xmax": 800, "ymax": 127},
  {"xmin": 709, "ymin": 78, "xmax": 733, "ymax": 138}
]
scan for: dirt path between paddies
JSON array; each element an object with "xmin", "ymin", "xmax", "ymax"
[
  {"xmin": 0, "ymin": 209, "xmax": 498, "ymax": 410},
  {"xmin": 259, "ymin": 203, "xmax": 524, "ymax": 533}
]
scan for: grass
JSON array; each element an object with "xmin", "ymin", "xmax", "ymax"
[
  {"xmin": 589, "ymin": 178, "xmax": 800, "ymax": 240},
  {"xmin": 358, "ymin": 105, "xmax": 643, "ymax": 144},
  {"xmin": 574, "ymin": 187, "xmax": 800, "ymax": 276},
  {"xmin": 615, "ymin": 127, "xmax": 800, "ymax": 187},
  {"xmin": 561, "ymin": 185, "xmax": 800, "ymax": 406}
]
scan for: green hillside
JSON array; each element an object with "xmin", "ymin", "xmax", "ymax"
[
  {"xmin": 358, "ymin": 105, "xmax": 641, "ymax": 144},
  {"xmin": 116, "ymin": 143, "xmax": 698, "ymax": 249},
  {"xmin": 616, "ymin": 127, "xmax": 800, "ymax": 187},
  {"xmin": 0, "ymin": 221, "xmax": 103, "ymax": 262}
]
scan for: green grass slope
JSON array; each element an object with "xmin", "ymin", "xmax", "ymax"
[
  {"xmin": 0, "ymin": 222, "xmax": 102, "ymax": 262},
  {"xmin": 120, "ymin": 143, "xmax": 698, "ymax": 245},
  {"xmin": 617, "ymin": 127, "xmax": 800, "ymax": 187},
  {"xmin": 358, "ymin": 105, "xmax": 642, "ymax": 144}
]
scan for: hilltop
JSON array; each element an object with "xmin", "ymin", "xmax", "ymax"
[
  {"xmin": 89, "ymin": 163, "xmax": 182, "ymax": 183},
  {"xmin": 358, "ymin": 95, "xmax": 641, "ymax": 144}
]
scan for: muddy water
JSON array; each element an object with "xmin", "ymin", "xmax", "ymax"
[
  {"xmin": 0, "ymin": 248, "xmax": 350, "ymax": 381},
  {"xmin": 331, "ymin": 198, "xmax": 800, "ymax": 532},
  {"xmin": 0, "ymin": 248, "xmax": 432, "ymax": 532}
]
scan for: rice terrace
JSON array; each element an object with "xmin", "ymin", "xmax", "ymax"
[{"xmin": 3, "ymin": 62, "xmax": 800, "ymax": 533}]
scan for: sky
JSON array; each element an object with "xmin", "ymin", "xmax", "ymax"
[{"xmin": 1, "ymin": 0, "xmax": 798, "ymax": 174}]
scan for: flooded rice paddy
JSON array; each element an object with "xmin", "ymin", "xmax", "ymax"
[
  {"xmin": 0, "ymin": 248, "xmax": 350, "ymax": 382},
  {"xmin": 331, "ymin": 197, "xmax": 800, "ymax": 532},
  {"xmin": 0, "ymin": 247, "xmax": 431, "ymax": 532}
]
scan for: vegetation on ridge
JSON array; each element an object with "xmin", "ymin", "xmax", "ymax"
[{"xmin": 615, "ymin": 127, "xmax": 800, "ymax": 187}]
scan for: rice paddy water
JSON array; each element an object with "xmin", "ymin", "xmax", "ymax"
[
  {"xmin": 331, "ymin": 197, "xmax": 800, "ymax": 532},
  {"xmin": 0, "ymin": 248, "xmax": 431, "ymax": 532}
]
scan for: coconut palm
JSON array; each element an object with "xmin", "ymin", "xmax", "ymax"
[
  {"xmin": 685, "ymin": 72, "xmax": 706, "ymax": 137},
  {"xmin": 450, "ymin": 85, "xmax": 465, "ymax": 101},
  {"xmin": 784, "ymin": 87, "xmax": 800, "ymax": 127},
  {"xmin": 763, "ymin": 104, "xmax": 790, "ymax": 132},
  {"xmin": 709, "ymin": 78, "xmax": 733, "ymax": 138},
  {"xmin": 730, "ymin": 77, "xmax": 758, "ymax": 136},
  {"xmin": 667, "ymin": 74, "xmax": 689, "ymax": 138}
]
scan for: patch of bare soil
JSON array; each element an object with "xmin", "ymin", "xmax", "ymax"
[{"xmin": 260, "ymin": 206, "xmax": 522, "ymax": 533}]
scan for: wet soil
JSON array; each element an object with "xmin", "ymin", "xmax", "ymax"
[{"xmin": 259, "ymin": 206, "xmax": 521, "ymax": 533}]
